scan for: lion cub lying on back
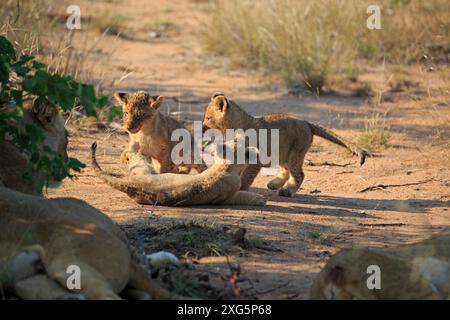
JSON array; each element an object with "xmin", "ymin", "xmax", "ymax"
[
  {"xmin": 203, "ymin": 93, "xmax": 368, "ymax": 197},
  {"xmin": 115, "ymin": 91, "xmax": 205, "ymax": 174},
  {"xmin": 91, "ymin": 139, "xmax": 266, "ymax": 207}
]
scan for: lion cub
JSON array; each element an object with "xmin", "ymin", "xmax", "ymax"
[
  {"xmin": 115, "ymin": 91, "xmax": 205, "ymax": 174},
  {"xmin": 202, "ymin": 93, "xmax": 368, "ymax": 197}
]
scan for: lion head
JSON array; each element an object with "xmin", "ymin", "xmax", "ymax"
[{"xmin": 114, "ymin": 91, "xmax": 164, "ymax": 134}]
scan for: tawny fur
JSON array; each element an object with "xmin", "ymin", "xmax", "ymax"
[
  {"xmin": 0, "ymin": 187, "xmax": 181, "ymax": 300},
  {"xmin": 91, "ymin": 141, "xmax": 266, "ymax": 207},
  {"xmin": 0, "ymin": 102, "xmax": 181, "ymax": 300},
  {"xmin": 115, "ymin": 91, "xmax": 206, "ymax": 174},
  {"xmin": 0, "ymin": 99, "xmax": 68, "ymax": 195},
  {"xmin": 202, "ymin": 93, "xmax": 368, "ymax": 197},
  {"xmin": 310, "ymin": 231, "xmax": 450, "ymax": 299}
]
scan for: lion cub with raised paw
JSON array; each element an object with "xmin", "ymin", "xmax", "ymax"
[
  {"xmin": 202, "ymin": 93, "xmax": 368, "ymax": 197},
  {"xmin": 115, "ymin": 91, "xmax": 205, "ymax": 174}
]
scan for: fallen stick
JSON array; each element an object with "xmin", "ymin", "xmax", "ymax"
[
  {"xmin": 359, "ymin": 179, "xmax": 433, "ymax": 193},
  {"xmin": 306, "ymin": 160, "xmax": 355, "ymax": 167},
  {"xmin": 336, "ymin": 170, "xmax": 354, "ymax": 175},
  {"xmin": 358, "ymin": 223, "xmax": 405, "ymax": 227}
]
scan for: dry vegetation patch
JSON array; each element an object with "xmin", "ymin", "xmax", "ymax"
[
  {"xmin": 356, "ymin": 112, "xmax": 391, "ymax": 153},
  {"xmin": 202, "ymin": 0, "xmax": 450, "ymax": 92}
]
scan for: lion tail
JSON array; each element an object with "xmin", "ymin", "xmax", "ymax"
[{"xmin": 307, "ymin": 123, "xmax": 369, "ymax": 166}]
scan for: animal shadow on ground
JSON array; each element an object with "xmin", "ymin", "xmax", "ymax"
[{"xmin": 250, "ymin": 187, "xmax": 450, "ymax": 216}]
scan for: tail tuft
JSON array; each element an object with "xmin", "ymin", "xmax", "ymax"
[
  {"xmin": 359, "ymin": 150, "xmax": 366, "ymax": 166},
  {"xmin": 309, "ymin": 122, "xmax": 370, "ymax": 166},
  {"xmin": 91, "ymin": 142, "xmax": 102, "ymax": 172}
]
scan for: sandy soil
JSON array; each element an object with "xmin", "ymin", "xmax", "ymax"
[{"xmin": 48, "ymin": 0, "xmax": 450, "ymax": 299}]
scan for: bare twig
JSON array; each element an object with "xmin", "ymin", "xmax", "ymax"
[
  {"xmin": 359, "ymin": 179, "xmax": 433, "ymax": 193},
  {"xmin": 358, "ymin": 223, "xmax": 405, "ymax": 227},
  {"xmin": 14, "ymin": 0, "xmax": 20, "ymax": 23},
  {"xmin": 306, "ymin": 160, "xmax": 355, "ymax": 167},
  {"xmin": 335, "ymin": 170, "xmax": 354, "ymax": 175}
]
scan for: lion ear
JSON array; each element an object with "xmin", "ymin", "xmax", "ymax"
[
  {"xmin": 214, "ymin": 95, "xmax": 229, "ymax": 113},
  {"xmin": 32, "ymin": 97, "xmax": 59, "ymax": 127},
  {"xmin": 150, "ymin": 95, "xmax": 164, "ymax": 109},
  {"xmin": 114, "ymin": 92, "xmax": 129, "ymax": 105},
  {"xmin": 211, "ymin": 92, "xmax": 225, "ymax": 101}
]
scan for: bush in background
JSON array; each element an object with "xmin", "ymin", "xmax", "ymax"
[{"xmin": 203, "ymin": 0, "xmax": 450, "ymax": 92}]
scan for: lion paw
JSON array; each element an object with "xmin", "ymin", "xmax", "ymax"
[{"xmin": 278, "ymin": 188, "xmax": 293, "ymax": 197}]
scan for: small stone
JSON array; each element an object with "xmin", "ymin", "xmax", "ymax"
[
  {"xmin": 148, "ymin": 31, "xmax": 160, "ymax": 39},
  {"xmin": 146, "ymin": 251, "xmax": 181, "ymax": 269}
]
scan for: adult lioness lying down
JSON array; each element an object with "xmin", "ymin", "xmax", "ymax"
[
  {"xmin": 0, "ymin": 98, "xmax": 68, "ymax": 195},
  {"xmin": 0, "ymin": 100, "xmax": 178, "ymax": 299},
  {"xmin": 310, "ymin": 230, "xmax": 450, "ymax": 299},
  {"xmin": 0, "ymin": 187, "xmax": 179, "ymax": 300},
  {"xmin": 202, "ymin": 93, "xmax": 368, "ymax": 197}
]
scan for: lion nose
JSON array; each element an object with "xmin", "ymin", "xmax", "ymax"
[{"xmin": 202, "ymin": 123, "xmax": 209, "ymax": 133}]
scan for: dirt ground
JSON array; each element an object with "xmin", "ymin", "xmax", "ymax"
[{"xmin": 48, "ymin": 0, "xmax": 450, "ymax": 299}]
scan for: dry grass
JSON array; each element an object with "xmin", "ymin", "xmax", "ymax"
[
  {"xmin": 357, "ymin": 112, "xmax": 391, "ymax": 153},
  {"xmin": 1, "ymin": 0, "xmax": 121, "ymax": 98},
  {"xmin": 358, "ymin": 0, "xmax": 450, "ymax": 63},
  {"xmin": 429, "ymin": 102, "xmax": 450, "ymax": 146},
  {"xmin": 0, "ymin": 0, "xmax": 54, "ymax": 56},
  {"xmin": 202, "ymin": 0, "xmax": 450, "ymax": 91},
  {"xmin": 90, "ymin": 12, "xmax": 130, "ymax": 36},
  {"xmin": 308, "ymin": 230, "xmax": 333, "ymax": 246},
  {"xmin": 354, "ymin": 83, "xmax": 373, "ymax": 97}
]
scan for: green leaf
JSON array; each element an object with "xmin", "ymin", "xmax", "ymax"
[
  {"xmin": 98, "ymin": 96, "xmax": 111, "ymax": 108},
  {"xmin": 12, "ymin": 65, "xmax": 31, "ymax": 77},
  {"xmin": 67, "ymin": 157, "xmax": 86, "ymax": 172},
  {"xmin": 108, "ymin": 105, "xmax": 122, "ymax": 122},
  {"xmin": 0, "ymin": 36, "xmax": 16, "ymax": 61},
  {"xmin": 32, "ymin": 60, "xmax": 46, "ymax": 69},
  {"xmin": 0, "ymin": 58, "xmax": 11, "ymax": 83},
  {"xmin": 23, "ymin": 75, "xmax": 48, "ymax": 96},
  {"xmin": 0, "ymin": 35, "xmax": 110, "ymax": 193},
  {"xmin": 11, "ymin": 90, "xmax": 23, "ymax": 107},
  {"xmin": 12, "ymin": 54, "xmax": 33, "ymax": 67},
  {"xmin": 24, "ymin": 124, "xmax": 45, "ymax": 144},
  {"xmin": 80, "ymin": 85, "xmax": 98, "ymax": 116}
]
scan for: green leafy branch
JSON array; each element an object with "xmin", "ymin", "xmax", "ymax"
[{"xmin": 0, "ymin": 35, "xmax": 117, "ymax": 193}]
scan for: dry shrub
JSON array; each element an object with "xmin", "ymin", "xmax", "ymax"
[
  {"xmin": 357, "ymin": 112, "xmax": 391, "ymax": 153},
  {"xmin": 1, "ymin": 0, "xmax": 120, "ymax": 96},
  {"xmin": 203, "ymin": 0, "xmax": 450, "ymax": 91},
  {"xmin": 0, "ymin": 0, "xmax": 53, "ymax": 56}
]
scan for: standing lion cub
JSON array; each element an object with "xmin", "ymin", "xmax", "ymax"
[
  {"xmin": 202, "ymin": 93, "xmax": 368, "ymax": 197},
  {"xmin": 115, "ymin": 91, "xmax": 205, "ymax": 174}
]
